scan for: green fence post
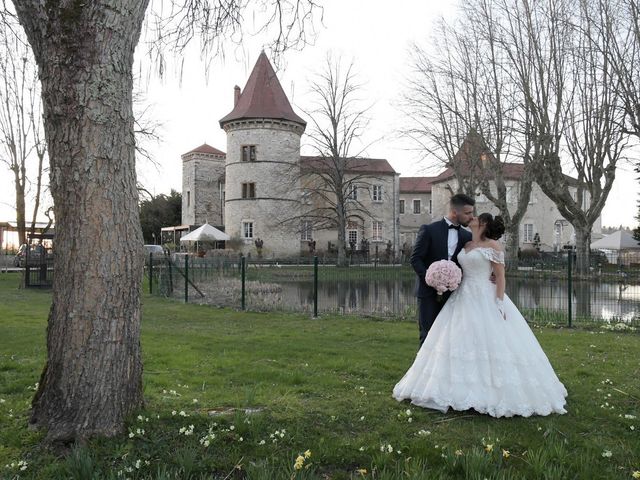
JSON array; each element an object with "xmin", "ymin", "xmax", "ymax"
[
  {"xmin": 567, "ymin": 252, "xmax": 573, "ymax": 327},
  {"xmin": 184, "ymin": 255, "xmax": 189, "ymax": 304},
  {"xmin": 313, "ymin": 255, "xmax": 319, "ymax": 318},
  {"xmin": 149, "ymin": 252, "xmax": 153, "ymax": 295},
  {"xmin": 241, "ymin": 255, "xmax": 246, "ymax": 310},
  {"xmin": 168, "ymin": 256, "xmax": 173, "ymax": 295}
]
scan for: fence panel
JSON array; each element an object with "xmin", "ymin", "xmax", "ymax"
[{"xmin": 148, "ymin": 252, "xmax": 640, "ymax": 328}]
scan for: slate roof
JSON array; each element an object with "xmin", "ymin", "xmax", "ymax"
[{"xmin": 219, "ymin": 52, "xmax": 306, "ymax": 127}]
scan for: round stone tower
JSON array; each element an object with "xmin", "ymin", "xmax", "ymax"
[{"xmin": 219, "ymin": 52, "xmax": 306, "ymax": 257}]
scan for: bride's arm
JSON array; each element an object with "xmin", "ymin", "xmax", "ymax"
[
  {"xmin": 493, "ymin": 261, "xmax": 506, "ymax": 319},
  {"xmin": 493, "ymin": 261, "xmax": 505, "ymax": 301},
  {"xmin": 488, "ymin": 241, "xmax": 506, "ymax": 319}
]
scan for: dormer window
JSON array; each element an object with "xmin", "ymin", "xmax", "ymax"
[{"xmin": 242, "ymin": 145, "xmax": 257, "ymax": 162}]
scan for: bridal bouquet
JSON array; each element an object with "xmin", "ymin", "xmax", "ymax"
[{"xmin": 425, "ymin": 260, "xmax": 462, "ymax": 300}]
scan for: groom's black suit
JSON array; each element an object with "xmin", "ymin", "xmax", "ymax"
[{"xmin": 410, "ymin": 218, "xmax": 472, "ymax": 346}]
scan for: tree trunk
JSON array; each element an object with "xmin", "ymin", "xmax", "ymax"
[
  {"xmin": 14, "ymin": 174, "xmax": 26, "ymax": 246},
  {"xmin": 14, "ymin": 1, "xmax": 149, "ymax": 442},
  {"xmin": 505, "ymin": 223, "xmax": 520, "ymax": 270},
  {"xmin": 574, "ymin": 224, "xmax": 591, "ymax": 276},
  {"xmin": 336, "ymin": 206, "xmax": 347, "ymax": 267},
  {"xmin": 29, "ymin": 150, "xmax": 46, "ymax": 238}
]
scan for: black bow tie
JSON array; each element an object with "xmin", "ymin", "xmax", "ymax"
[{"xmin": 448, "ymin": 224, "xmax": 461, "ymax": 230}]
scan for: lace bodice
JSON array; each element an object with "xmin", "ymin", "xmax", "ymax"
[{"xmin": 458, "ymin": 247, "xmax": 504, "ymax": 283}]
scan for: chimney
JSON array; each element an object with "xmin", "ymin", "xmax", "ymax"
[{"xmin": 234, "ymin": 85, "xmax": 241, "ymax": 106}]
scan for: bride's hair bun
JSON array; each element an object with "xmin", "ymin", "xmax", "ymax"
[{"xmin": 478, "ymin": 213, "xmax": 505, "ymax": 240}]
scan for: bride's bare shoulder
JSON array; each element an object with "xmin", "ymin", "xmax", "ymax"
[{"xmin": 486, "ymin": 240, "xmax": 503, "ymax": 251}]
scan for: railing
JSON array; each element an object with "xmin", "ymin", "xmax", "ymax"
[{"xmin": 147, "ymin": 251, "xmax": 640, "ymax": 328}]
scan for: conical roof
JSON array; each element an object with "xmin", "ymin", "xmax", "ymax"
[
  {"xmin": 219, "ymin": 52, "xmax": 306, "ymax": 127},
  {"xmin": 183, "ymin": 143, "xmax": 225, "ymax": 156}
]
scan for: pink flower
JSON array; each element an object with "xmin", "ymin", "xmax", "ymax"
[{"xmin": 425, "ymin": 260, "xmax": 462, "ymax": 295}]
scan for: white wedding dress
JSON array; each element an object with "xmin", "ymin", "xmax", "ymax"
[{"xmin": 393, "ymin": 247, "xmax": 567, "ymax": 417}]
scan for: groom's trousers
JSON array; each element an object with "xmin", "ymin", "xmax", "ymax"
[{"xmin": 417, "ymin": 292, "xmax": 451, "ymax": 347}]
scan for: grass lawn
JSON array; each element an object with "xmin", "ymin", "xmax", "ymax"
[{"xmin": 0, "ymin": 273, "xmax": 639, "ymax": 479}]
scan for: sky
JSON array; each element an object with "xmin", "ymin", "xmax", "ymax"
[{"xmin": 0, "ymin": 0, "xmax": 638, "ymax": 230}]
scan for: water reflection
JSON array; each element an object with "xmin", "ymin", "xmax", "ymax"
[{"xmin": 277, "ymin": 277, "xmax": 640, "ymax": 323}]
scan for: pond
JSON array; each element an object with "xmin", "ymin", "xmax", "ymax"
[{"xmin": 258, "ymin": 276, "xmax": 640, "ymax": 323}]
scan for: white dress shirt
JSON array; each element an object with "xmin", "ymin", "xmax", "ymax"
[{"xmin": 444, "ymin": 217, "xmax": 459, "ymax": 260}]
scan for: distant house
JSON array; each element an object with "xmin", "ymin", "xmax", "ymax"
[{"xmin": 399, "ymin": 162, "xmax": 602, "ymax": 252}]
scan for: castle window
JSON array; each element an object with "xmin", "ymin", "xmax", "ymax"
[
  {"xmin": 372, "ymin": 185, "xmax": 383, "ymax": 202},
  {"xmin": 399, "ymin": 199, "xmax": 405, "ymax": 214},
  {"xmin": 413, "ymin": 199, "xmax": 421, "ymax": 214},
  {"xmin": 346, "ymin": 184, "xmax": 358, "ymax": 201},
  {"xmin": 242, "ymin": 221, "xmax": 254, "ymax": 239},
  {"xmin": 242, "ymin": 145, "xmax": 257, "ymax": 162},
  {"xmin": 372, "ymin": 221, "xmax": 383, "ymax": 241},
  {"xmin": 429, "ymin": 199, "xmax": 432, "ymax": 214},
  {"xmin": 301, "ymin": 220, "xmax": 313, "ymax": 241},
  {"xmin": 523, "ymin": 223, "xmax": 534, "ymax": 243},
  {"xmin": 187, "ymin": 191, "xmax": 191, "ymax": 207},
  {"xmin": 347, "ymin": 228, "xmax": 358, "ymax": 246},
  {"xmin": 241, "ymin": 182, "xmax": 256, "ymax": 199}
]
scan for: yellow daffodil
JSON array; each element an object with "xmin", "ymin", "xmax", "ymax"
[
  {"xmin": 454, "ymin": 450, "xmax": 464, "ymax": 456},
  {"xmin": 356, "ymin": 468, "xmax": 368, "ymax": 476},
  {"xmin": 502, "ymin": 449, "xmax": 511, "ymax": 458},
  {"xmin": 304, "ymin": 450, "xmax": 312, "ymax": 459},
  {"xmin": 485, "ymin": 444, "xmax": 494, "ymax": 453},
  {"xmin": 632, "ymin": 471, "xmax": 640, "ymax": 479},
  {"xmin": 294, "ymin": 455, "xmax": 305, "ymax": 470}
]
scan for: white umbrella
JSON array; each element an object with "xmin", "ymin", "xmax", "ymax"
[
  {"xmin": 590, "ymin": 230, "xmax": 640, "ymax": 250},
  {"xmin": 180, "ymin": 223, "xmax": 230, "ymax": 242}
]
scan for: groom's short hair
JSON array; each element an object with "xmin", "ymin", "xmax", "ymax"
[{"xmin": 450, "ymin": 193, "xmax": 475, "ymax": 209}]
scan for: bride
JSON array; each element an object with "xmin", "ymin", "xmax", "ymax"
[{"xmin": 393, "ymin": 213, "xmax": 567, "ymax": 417}]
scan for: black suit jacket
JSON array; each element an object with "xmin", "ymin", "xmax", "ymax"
[{"xmin": 410, "ymin": 218, "xmax": 472, "ymax": 298}]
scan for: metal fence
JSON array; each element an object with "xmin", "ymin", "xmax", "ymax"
[{"xmin": 147, "ymin": 251, "xmax": 640, "ymax": 328}]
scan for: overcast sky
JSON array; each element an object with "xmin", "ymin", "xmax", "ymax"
[{"xmin": 0, "ymin": 0, "xmax": 637, "ymax": 229}]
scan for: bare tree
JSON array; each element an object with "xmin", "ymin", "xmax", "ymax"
[
  {"xmin": 494, "ymin": 0, "xmax": 628, "ymax": 273},
  {"xmin": 293, "ymin": 55, "xmax": 385, "ymax": 266},
  {"xmin": 8, "ymin": 0, "xmax": 321, "ymax": 443},
  {"xmin": 405, "ymin": 7, "xmax": 535, "ymax": 265},
  {"xmin": 600, "ymin": 0, "xmax": 640, "ymax": 140},
  {"xmin": 403, "ymin": 20, "xmax": 485, "ymax": 197},
  {"xmin": 0, "ymin": 18, "xmax": 48, "ymax": 246},
  {"xmin": 562, "ymin": 0, "xmax": 628, "ymax": 272}
]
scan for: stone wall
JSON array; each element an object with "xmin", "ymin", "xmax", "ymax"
[
  {"xmin": 182, "ymin": 151, "xmax": 225, "ymax": 226},
  {"xmin": 399, "ymin": 191, "xmax": 433, "ymax": 246}
]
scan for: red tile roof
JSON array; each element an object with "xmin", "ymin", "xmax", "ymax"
[
  {"xmin": 300, "ymin": 156, "xmax": 397, "ymax": 175},
  {"xmin": 219, "ymin": 52, "xmax": 306, "ymax": 127},
  {"xmin": 399, "ymin": 177, "xmax": 437, "ymax": 193},
  {"xmin": 183, "ymin": 143, "xmax": 226, "ymax": 156}
]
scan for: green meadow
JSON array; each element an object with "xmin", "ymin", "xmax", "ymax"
[{"xmin": 0, "ymin": 273, "xmax": 638, "ymax": 479}]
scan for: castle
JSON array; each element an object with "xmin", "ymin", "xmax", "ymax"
[
  {"xmin": 181, "ymin": 52, "xmax": 400, "ymax": 257},
  {"xmin": 180, "ymin": 53, "xmax": 600, "ymax": 257}
]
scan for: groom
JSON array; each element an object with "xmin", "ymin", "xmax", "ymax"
[{"xmin": 410, "ymin": 193, "xmax": 475, "ymax": 346}]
